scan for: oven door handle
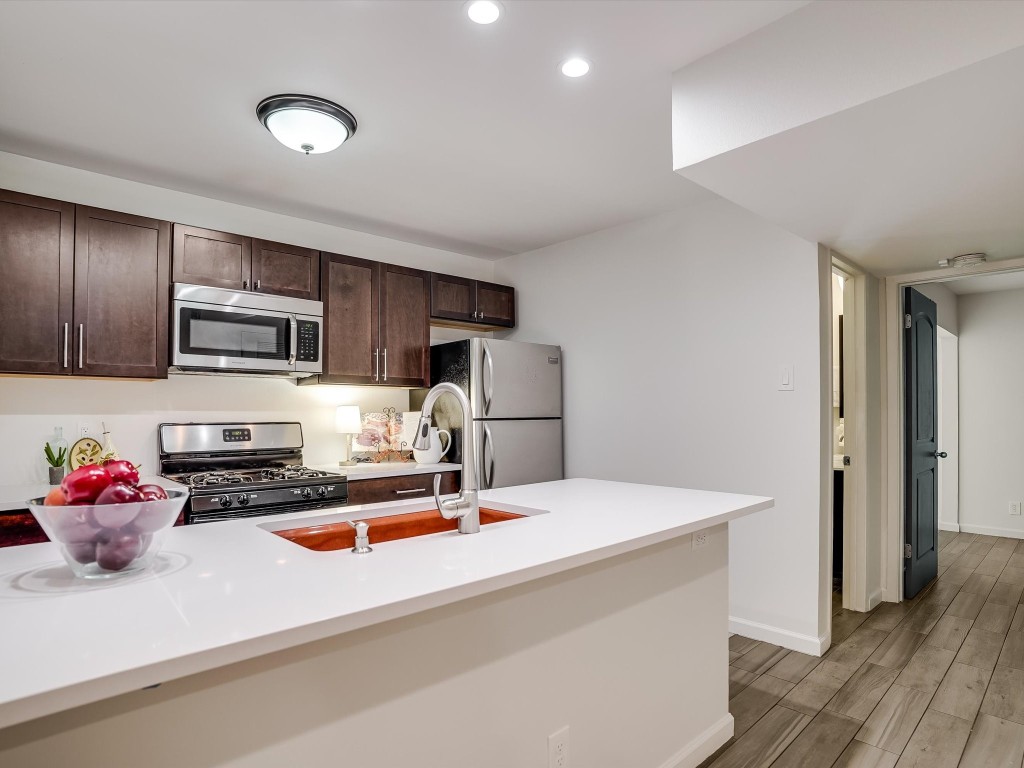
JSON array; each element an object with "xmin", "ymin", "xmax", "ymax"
[{"xmin": 287, "ymin": 314, "xmax": 297, "ymax": 366}]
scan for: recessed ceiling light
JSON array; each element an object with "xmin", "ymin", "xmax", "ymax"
[
  {"xmin": 256, "ymin": 94, "xmax": 358, "ymax": 155},
  {"xmin": 467, "ymin": 0, "xmax": 502, "ymax": 24},
  {"xmin": 560, "ymin": 58, "xmax": 591, "ymax": 78}
]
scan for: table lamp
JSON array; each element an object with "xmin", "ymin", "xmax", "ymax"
[{"xmin": 335, "ymin": 405, "xmax": 362, "ymax": 466}]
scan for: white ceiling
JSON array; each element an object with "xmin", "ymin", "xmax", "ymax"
[
  {"xmin": 945, "ymin": 270, "xmax": 1024, "ymax": 296},
  {"xmin": 0, "ymin": 0, "xmax": 805, "ymax": 260},
  {"xmin": 678, "ymin": 41, "xmax": 1024, "ymax": 276}
]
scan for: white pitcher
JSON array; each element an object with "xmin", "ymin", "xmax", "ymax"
[{"xmin": 413, "ymin": 427, "xmax": 451, "ymax": 464}]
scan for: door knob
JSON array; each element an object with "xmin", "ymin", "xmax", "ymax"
[{"xmin": 933, "ymin": 451, "xmax": 948, "ymax": 459}]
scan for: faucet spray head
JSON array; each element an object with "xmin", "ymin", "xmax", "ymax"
[{"xmin": 412, "ymin": 413, "xmax": 432, "ymax": 450}]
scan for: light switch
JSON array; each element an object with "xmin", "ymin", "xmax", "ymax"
[{"xmin": 778, "ymin": 365, "xmax": 794, "ymax": 391}]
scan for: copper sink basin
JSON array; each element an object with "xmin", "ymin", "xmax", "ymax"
[{"xmin": 274, "ymin": 507, "xmax": 525, "ymax": 552}]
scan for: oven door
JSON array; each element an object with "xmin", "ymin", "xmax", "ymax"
[{"xmin": 173, "ymin": 300, "xmax": 311, "ymax": 374}]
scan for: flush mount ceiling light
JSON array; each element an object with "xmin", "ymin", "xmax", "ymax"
[
  {"xmin": 256, "ymin": 94, "xmax": 358, "ymax": 155},
  {"xmin": 466, "ymin": 0, "xmax": 502, "ymax": 24},
  {"xmin": 560, "ymin": 57, "xmax": 591, "ymax": 78}
]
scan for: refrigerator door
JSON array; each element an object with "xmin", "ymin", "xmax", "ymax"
[
  {"xmin": 470, "ymin": 338, "xmax": 562, "ymax": 419},
  {"xmin": 475, "ymin": 419, "xmax": 563, "ymax": 489}
]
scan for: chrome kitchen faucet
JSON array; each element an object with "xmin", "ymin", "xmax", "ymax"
[{"xmin": 414, "ymin": 382, "xmax": 480, "ymax": 534}]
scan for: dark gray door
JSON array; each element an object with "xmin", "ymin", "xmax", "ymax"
[{"xmin": 904, "ymin": 287, "xmax": 939, "ymax": 599}]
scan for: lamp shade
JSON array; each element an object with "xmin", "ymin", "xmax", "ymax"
[{"xmin": 335, "ymin": 405, "xmax": 362, "ymax": 435}]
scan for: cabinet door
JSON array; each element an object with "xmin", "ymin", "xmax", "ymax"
[
  {"xmin": 320, "ymin": 253, "xmax": 379, "ymax": 384},
  {"xmin": 476, "ymin": 281, "xmax": 516, "ymax": 327},
  {"xmin": 172, "ymin": 224, "xmax": 251, "ymax": 291},
  {"xmin": 0, "ymin": 190, "xmax": 75, "ymax": 374},
  {"xmin": 380, "ymin": 264, "xmax": 430, "ymax": 387},
  {"xmin": 429, "ymin": 272, "xmax": 476, "ymax": 323},
  {"xmin": 252, "ymin": 239, "xmax": 320, "ymax": 300},
  {"xmin": 74, "ymin": 207, "xmax": 170, "ymax": 378}
]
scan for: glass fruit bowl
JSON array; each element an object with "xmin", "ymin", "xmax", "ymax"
[{"xmin": 26, "ymin": 491, "xmax": 187, "ymax": 579}]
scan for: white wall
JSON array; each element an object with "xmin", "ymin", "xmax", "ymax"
[
  {"xmin": 0, "ymin": 153, "xmax": 498, "ymax": 485},
  {"xmin": 495, "ymin": 199, "xmax": 826, "ymax": 652},
  {"xmin": 937, "ymin": 328, "xmax": 960, "ymax": 531},
  {"xmin": 958, "ymin": 288, "xmax": 1024, "ymax": 537},
  {"xmin": 914, "ymin": 281, "xmax": 959, "ymax": 335},
  {"xmin": 0, "ymin": 532, "xmax": 732, "ymax": 768}
]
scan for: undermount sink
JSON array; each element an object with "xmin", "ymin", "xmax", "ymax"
[{"xmin": 273, "ymin": 507, "xmax": 527, "ymax": 552}]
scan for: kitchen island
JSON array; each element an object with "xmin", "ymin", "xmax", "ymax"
[{"xmin": 0, "ymin": 478, "xmax": 771, "ymax": 768}]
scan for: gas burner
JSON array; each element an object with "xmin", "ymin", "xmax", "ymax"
[
  {"xmin": 188, "ymin": 471, "xmax": 254, "ymax": 488},
  {"xmin": 259, "ymin": 466, "xmax": 329, "ymax": 482}
]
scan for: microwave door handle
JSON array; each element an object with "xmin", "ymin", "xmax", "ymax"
[{"xmin": 287, "ymin": 314, "xmax": 297, "ymax": 366}]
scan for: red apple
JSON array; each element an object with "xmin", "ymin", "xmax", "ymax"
[
  {"xmin": 61, "ymin": 465, "xmax": 112, "ymax": 504},
  {"xmin": 103, "ymin": 460, "xmax": 140, "ymax": 487},
  {"xmin": 137, "ymin": 484, "xmax": 168, "ymax": 501}
]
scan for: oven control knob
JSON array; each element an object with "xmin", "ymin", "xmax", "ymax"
[
  {"xmin": 301, "ymin": 487, "xmax": 313, "ymax": 500},
  {"xmin": 217, "ymin": 495, "xmax": 233, "ymax": 508},
  {"xmin": 237, "ymin": 494, "xmax": 250, "ymax": 507}
]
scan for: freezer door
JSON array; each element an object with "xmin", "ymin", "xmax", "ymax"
[
  {"xmin": 470, "ymin": 338, "xmax": 562, "ymax": 419},
  {"xmin": 475, "ymin": 419, "xmax": 563, "ymax": 489}
]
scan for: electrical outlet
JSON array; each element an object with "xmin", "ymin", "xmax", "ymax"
[
  {"xmin": 1011, "ymin": 502, "xmax": 1022, "ymax": 517},
  {"xmin": 692, "ymin": 530, "xmax": 709, "ymax": 549},
  {"xmin": 548, "ymin": 726, "xmax": 569, "ymax": 768},
  {"xmin": 78, "ymin": 423, "xmax": 91, "ymax": 439}
]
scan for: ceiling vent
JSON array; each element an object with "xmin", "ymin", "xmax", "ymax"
[{"xmin": 938, "ymin": 252, "xmax": 987, "ymax": 268}]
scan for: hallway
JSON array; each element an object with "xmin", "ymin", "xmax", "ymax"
[{"xmin": 703, "ymin": 531, "xmax": 1024, "ymax": 767}]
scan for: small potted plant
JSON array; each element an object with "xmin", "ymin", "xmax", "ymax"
[{"xmin": 44, "ymin": 442, "xmax": 68, "ymax": 485}]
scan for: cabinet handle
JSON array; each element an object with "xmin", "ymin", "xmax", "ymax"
[
  {"xmin": 395, "ymin": 488, "xmax": 426, "ymax": 495},
  {"xmin": 383, "ymin": 348, "xmax": 387, "ymax": 382},
  {"xmin": 77, "ymin": 324, "xmax": 84, "ymax": 370},
  {"xmin": 62, "ymin": 323, "xmax": 69, "ymax": 369},
  {"xmin": 374, "ymin": 348, "xmax": 379, "ymax": 382},
  {"xmin": 255, "ymin": 279, "xmax": 261, "ymax": 290}
]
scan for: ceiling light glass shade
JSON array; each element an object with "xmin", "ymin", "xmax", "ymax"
[
  {"xmin": 467, "ymin": 0, "xmax": 501, "ymax": 24},
  {"xmin": 257, "ymin": 95, "xmax": 358, "ymax": 155},
  {"xmin": 560, "ymin": 58, "xmax": 591, "ymax": 78}
]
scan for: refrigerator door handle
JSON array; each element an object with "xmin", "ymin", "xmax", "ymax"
[
  {"xmin": 482, "ymin": 423, "xmax": 495, "ymax": 489},
  {"xmin": 481, "ymin": 340, "xmax": 494, "ymax": 416}
]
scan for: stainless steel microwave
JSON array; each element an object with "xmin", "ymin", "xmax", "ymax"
[{"xmin": 170, "ymin": 284, "xmax": 323, "ymax": 377}]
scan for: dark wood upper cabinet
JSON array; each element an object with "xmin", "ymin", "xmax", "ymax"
[
  {"xmin": 429, "ymin": 272, "xmax": 515, "ymax": 329},
  {"xmin": 172, "ymin": 224, "xmax": 251, "ymax": 291},
  {"xmin": 0, "ymin": 191, "xmax": 74, "ymax": 376},
  {"xmin": 172, "ymin": 226, "xmax": 320, "ymax": 300},
  {"xmin": 251, "ymin": 239, "xmax": 320, "ymax": 300},
  {"xmin": 476, "ymin": 281, "xmax": 515, "ymax": 327},
  {"xmin": 74, "ymin": 206, "xmax": 170, "ymax": 378},
  {"xmin": 429, "ymin": 273, "xmax": 476, "ymax": 324},
  {"xmin": 380, "ymin": 264, "xmax": 430, "ymax": 387},
  {"xmin": 319, "ymin": 253, "xmax": 379, "ymax": 385},
  {"xmin": 0, "ymin": 190, "xmax": 75, "ymax": 375},
  {"xmin": 308, "ymin": 255, "xmax": 428, "ymax": 387}
]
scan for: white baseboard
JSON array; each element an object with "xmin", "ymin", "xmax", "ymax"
[
  {"xmin": 729, "ymin": 616, "xmax": 828, "ymax": 656},
  {"xmin": 866, "ymin": 588, "xmax": 883, "ymax": 611},
  {"xmin": 658, "ymin": 713, "xmax": 734, "ymax": 768},
  {"xmin": 939, "ymin": 521, "xmax": 961, "ymax": 532},
  {"xmin": 958, "ymin": 523, "xmax": 1024, "ymax": 539}
]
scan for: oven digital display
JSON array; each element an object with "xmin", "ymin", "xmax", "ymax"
[{"xmin": 223, "ymin": 428, "xmax": 252, "ymax": 443}]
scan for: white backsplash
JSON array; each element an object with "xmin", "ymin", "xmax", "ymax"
[{"xmin": 0, "ymin": 376, "xmax": 410, "ymax": 486}]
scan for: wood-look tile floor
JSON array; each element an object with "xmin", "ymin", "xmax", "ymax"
[{"xmin": 702, "ymin": 532, "xmax": 1024, "ymax": 768}]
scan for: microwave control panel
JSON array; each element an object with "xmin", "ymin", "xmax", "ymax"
[{"xmin": 296, "ymin": 321, "xmax": 320, "ymax": 363}]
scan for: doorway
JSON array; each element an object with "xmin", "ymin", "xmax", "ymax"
[{"xmin": 882, "ymin": 259, "xmax": 1024, "ymax": 602}]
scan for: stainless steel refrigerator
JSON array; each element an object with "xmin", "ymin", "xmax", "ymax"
[{"xmin": 413, "ymin": 338, "xmax": 563, "ymax": 489}]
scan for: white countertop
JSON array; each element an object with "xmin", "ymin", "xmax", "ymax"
[
  {"xmin": 312, "ymin": 462, "xmax": 461, "ymax": 481},
  {"xmin": 0, "ymin": 478, "xmax": 772, "ymax": 730}
]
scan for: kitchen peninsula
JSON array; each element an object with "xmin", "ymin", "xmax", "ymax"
[{"xmin": 0, "ymin": 478, "xmax": 771, "ymax": 768}]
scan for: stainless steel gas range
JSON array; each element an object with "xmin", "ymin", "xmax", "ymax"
[{"xmin": 158, "ymin": 422, "xmax": 347, "ymax": 524}]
